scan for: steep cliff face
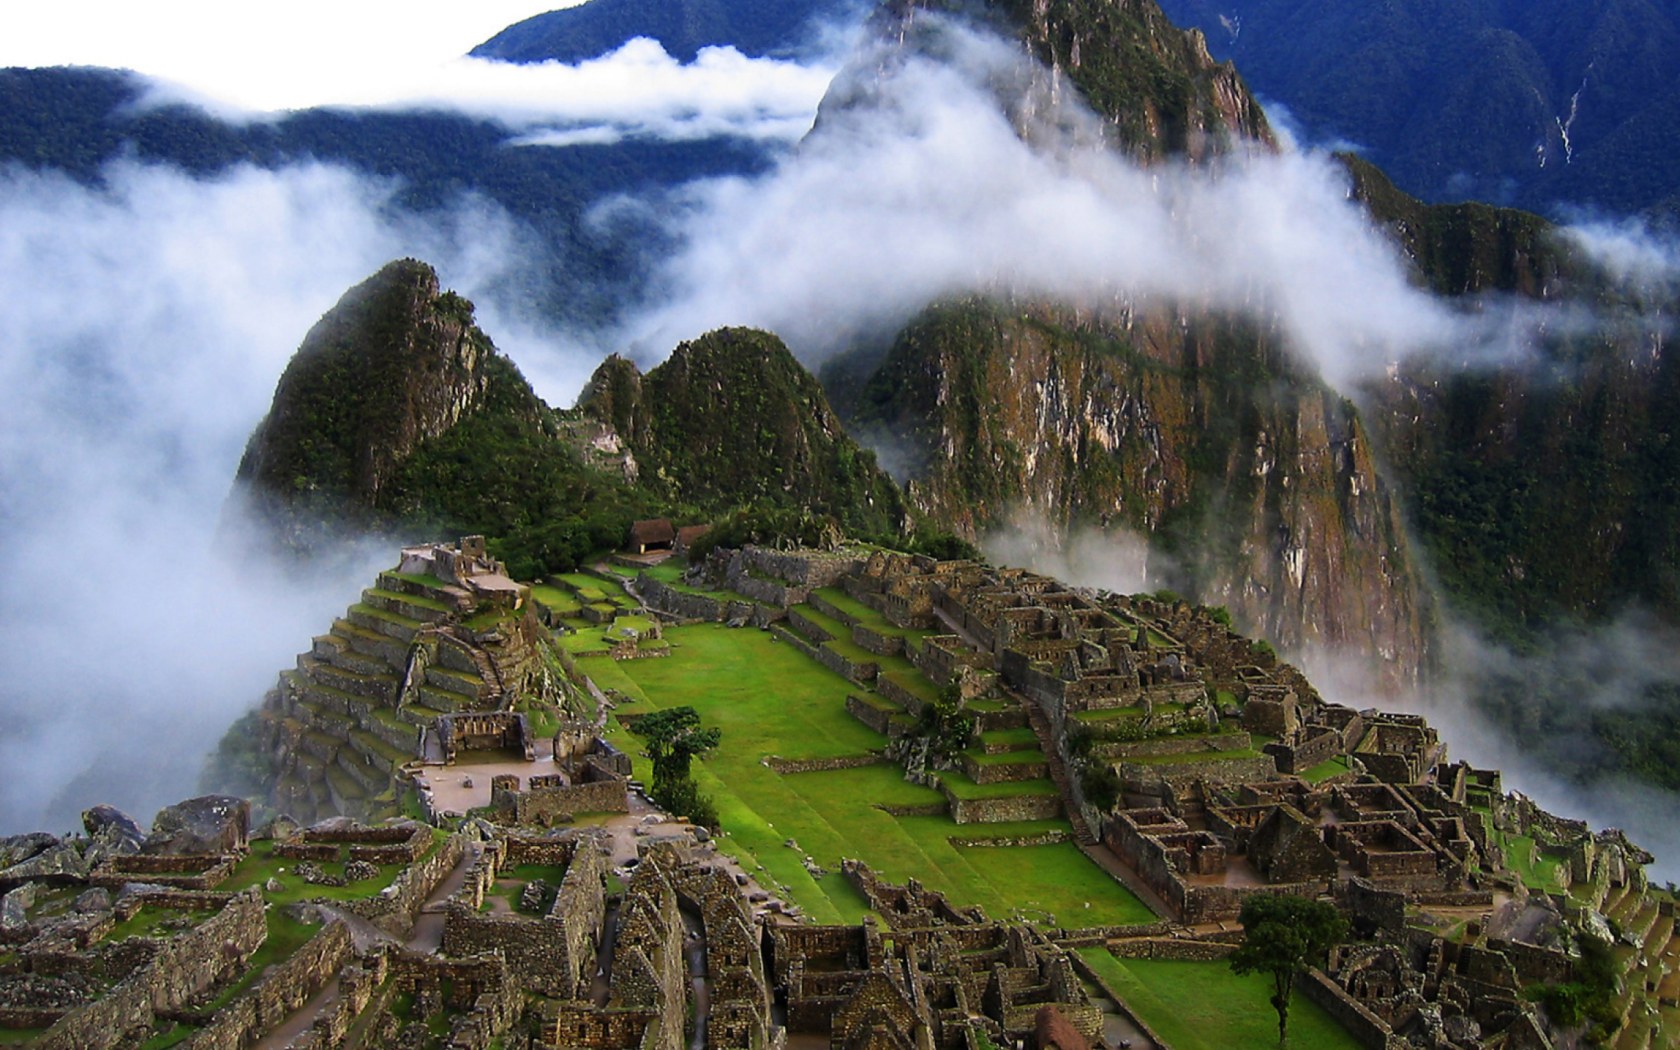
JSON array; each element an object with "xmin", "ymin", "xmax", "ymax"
[
  {"xmin": 1345, "ymin": 162, "xmax": 1680, "ymax": 642},
  {"xmin": 579, "ymin": 328, "xmax": 912, "ymax": 539},
  {"xmin": 864, "ymin": 0, "xmax": 1273, "ymax": 160},
  {"xmin": 818, "ymin": 0, "xmax": 1422, "ymax": 682},
  {"xmin": 842, "ymin": 299, "xmax": 1430, "ymax": 684},
  {"xmin": 237, "ymin": 258, "xmax": 495, "ymax": 512},
  {"xmin": 230, "ymin": 259, "xmax": 644, "ymax": 572}
]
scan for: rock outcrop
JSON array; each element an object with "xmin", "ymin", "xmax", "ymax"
[
  {"xmin": 856, "ymin": 0, "xmax": 1274, "ymax": 162},
  {"xmin": 836, "ymin": 299, "xmax": 1432, "ymax": 688},
  {"xmin": 235, "ymin": 259, "xmax": 496, "ymax": 541}
]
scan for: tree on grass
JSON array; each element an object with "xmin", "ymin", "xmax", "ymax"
[
  {"xmin": 1228, "ymin": 894, "xmax": 1349, "ymax": 1044},
  {"xmin": 630, "ymin": 706, "xmax": 722, "ymax": 829}
]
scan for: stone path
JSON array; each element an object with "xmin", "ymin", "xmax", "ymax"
[{"xmin": 251, "ymin": 839, "xmax": 485, "ymax": 1049}]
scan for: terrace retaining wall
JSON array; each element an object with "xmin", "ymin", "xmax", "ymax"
[
  {"xmin": 39, "ymin": 890, "xmax": 268, "ymax": 1050},
  {"xmin": 1296, "ymin": 968, "xmax": 1400, "ymax": 1050},
  {"xmin": 182, "ymin": 920, "xmax": 355, "ymax": 1050}
]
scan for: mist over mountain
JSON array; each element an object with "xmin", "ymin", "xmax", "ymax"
[
  {"xmin": 1156, "ymin": 0, "xmax": 1680, "ymax": 217},
  {"xmin": 473, "ymin": 0, "xmax": 858, "ymax": 63}
]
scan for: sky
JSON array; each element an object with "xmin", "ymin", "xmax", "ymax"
[{"xmin": 1, "ymin": 1, "xmax": 587, "ymax": 111}]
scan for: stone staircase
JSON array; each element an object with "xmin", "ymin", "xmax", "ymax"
[{"xmin": 1023, "ymin": 696, "xmax": 1097, "ymax": 845}]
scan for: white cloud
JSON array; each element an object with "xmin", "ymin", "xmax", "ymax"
[
  {"xmin": 622, "ymin": 21, "xmax": 1495, "ymax": 387},
  {"xmin": 5, "ymin": 2, "xmax": 845, "ymax": 146},
  {"xmin": 0, "ymin": 159, "xmax": 593, "ymax": 832}
]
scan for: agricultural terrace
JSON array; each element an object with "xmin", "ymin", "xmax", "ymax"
[{"xmin": 562, "ymin": 599, "xmax": 1154, "ymax": 929}]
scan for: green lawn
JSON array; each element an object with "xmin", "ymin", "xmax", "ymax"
[
  {"xmin": 1079, "ymin": 950, "xmax": 1364, "ymax": 1050},
  {"xmin": 812, "ymin": 587, "xmax": 938, "ymax": 643},
  {"xmin": 1300, "ymin": 757, "xmax": 1351, "ymax": 784},
  {"xmin": 980, "ymin": 728, "xmax": 1040, "ymax": 749},
  {"xmin": 639, "ymin": 561, "xmax": 688, "ymax": 584},
  {"xmin": 558, "ymin": 572, "xmax": 628, "ymax": 600},
  {"xmin": 1495, "ymin": 831, "xmax": 1570, "ymax": 891},
  {"xmin": 531, "ymin": 584, "xmax": 582, "ymax": 615},
  {"xmin": 592, "ymin": 623, "xmax": 1152, "ymax": 928}
]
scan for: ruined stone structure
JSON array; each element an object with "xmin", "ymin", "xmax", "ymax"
[{"xmin": 252, "ymin": 537, "xmax": 575, "ymax": 823}]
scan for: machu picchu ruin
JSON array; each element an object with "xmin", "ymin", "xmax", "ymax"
[{"xmin": 3, "ymin": 534, "xmax": 1677, "ymax": 1050}]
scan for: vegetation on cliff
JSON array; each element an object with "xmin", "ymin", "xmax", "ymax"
[
  {"xmin": 1157, "ymin": 0, "xmax": 1680, "ymax": 216},
  {"xmin": 829, "ymin": 296, "xmax": 1431, "ymax": 684},
  {"xmin": 578, "ymin": 327, "xmax": 914, "ymax": 541},
  {"xmin": 234, "ymin": 258, "xmax": 650, "ymax": 574},
  {"xmin": 868, "ymin": 0, "xmax": 1272, "ymax": 161}
]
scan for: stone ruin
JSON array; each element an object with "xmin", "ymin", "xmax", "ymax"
[
  {"xmin": 176, "ymin": 537, "xmax": 1680, "ymax": 1050},
  {"xmin": 636, "ymin": 543, "xmax": 1680, "ymax": 1048},
  {"xmin": 251, "ymin": 537, "xmax": 611, "ymax": 825}
]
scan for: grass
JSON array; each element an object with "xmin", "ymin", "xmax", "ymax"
[
  {"xmin": 980, "ymin": 728, "xmax": 1040, "ymax": 749},
  {"xmin": 1079, "ymin": 949, "xmax": 1365, "ymax": 1050},
  {"xmin": 558, "ymin": 572, "xmax": 628, "ymax": 600},
  {"xmin": 640, "ymin": 561, "xmax": 689, "ymax": 584},
  {"xmin": 590, "ymin": 623, "xmax": 1152, "ymax": 928},
  {"xmin": 1495, "ymin": 831, "xmax": 1570, "ymax": 891},
  {"xmin": 1300, "ymin": 757, "xmax": 1352, "ymax": 784},
  {"xmin": 963, "ymin": 749, "xmax": 1046, "ymax": 766},
  {"xmin": 530, "ymin": 584, "xmax": 582, "ymax": 615},
  {"xmin": 936, "ymin": 771, "xmax": 1058, "ymax": 798},
  {"xmin": 812, "ymin": 587, "xmax": 938, "ymax": 643},
  {"xmin": 104, "ymin": 906, "xmax": 216, "ymax": 943}
]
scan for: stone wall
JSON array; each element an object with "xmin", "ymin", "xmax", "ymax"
[
  {"xmin": 787, "ymin": 608, "xmax": 835, "ymax": 643},
  {"xmin": 442, "ymin": 832, "xmax": 607, "ymax": 999},
  {"xmin": 183, "ymin": 922, "xmax": 355, "ymax": 1050},
  {"xmin": 851, "ymin": 625, "xmax": 905, "ymax": 658},
  {"xmin": 846, "ymin": 694, "xmax": 906, "ymax": 736},
  {"xmin": 89, "ymin": 854, "xmax": 238, "ymax": 891},
  {"xmin": 741, "ymin": 548, "xmax": 861, "ymax": 589},
  {"xmin": 1093, "ymin": 732, "xmax": 1252, "ymax": 761},
  {"xmin": 1296, "ymin": 968, "xmax": 1400, "ymax": 1050},
  {"xmin": 336, "ymin": 832, "xmax": 462, "ymax": 936},
  {"xmin": 940, "ymin": 786, "xmax": 1061, "ymax": 824},
  {"xmin": 498, "ymin": 767, "xmax": 630, "ymax": 825},
  {"xmin": 1115, "ymin": 752, "xmax": 1277, "ymax": 789},
  {"xmin": 638, "ymin": 577, "xmax": 727, "ymax": 623},
  {"xmin": 1105, "ymin": 938, "xmax": 1235, "ymax": 961},
  {"xmin": 764, "ymin": 754, "xmax": 888, "ymax": 775},
  {"xmin": 39, "ymin": 890, "xmax": 270, "ymax": 1050},
  {"xmin": 1264, "ymin": 730, "xmax": 1342, "ymax": 775},
  {"xmin": 960, "ymin": 754, "xmax": 1050, "ymax": 785}
]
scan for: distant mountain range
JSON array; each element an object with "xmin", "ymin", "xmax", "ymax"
[
  {"xmin": 1156, "ymin": 0, "xmax": 1680, "ymax": 218},
  {"xmin": 473, "ymin": 0, "xmax": 851, "ymax": 63}
]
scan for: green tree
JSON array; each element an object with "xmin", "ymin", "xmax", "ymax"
[
  {"xmin": 630, "ymin": 706, "xmax": 721, "ymax": 783},
  {"xmin": 920, "ymin": 684, "xmax": 974, "ymax": 763},
  {"xmin": 1228, "ymin": 895, "xmax": 1348, "ymax": 1044},
  {"xmin": 630, "ymin": 706, "xmax": 723, "ymax": 829}
]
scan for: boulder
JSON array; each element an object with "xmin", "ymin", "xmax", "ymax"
[
  {"xmin": 0, "ymin": 833, "xmax": 58, "ymax": 870},
  {"xmin": 82, "ymin": 806, "xmax": 144, "ymax": 854},
  {"xmin": 0, "ymin": 844, "xmax": 88, "ymax": 883},
  {"xmin": 145, "ymin": 795, "xmax": 250, "ymax": 856},
  {"xmin": 0, "ymin": 884, "xmax": 38, "ymax": 929},
  {"xmin": 252, "ymin": 815, "xmax": 301, "ymax": 842},
  {"xmin": 72, "ymin": 887, "xmax": 112, "ymax": 913}
]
